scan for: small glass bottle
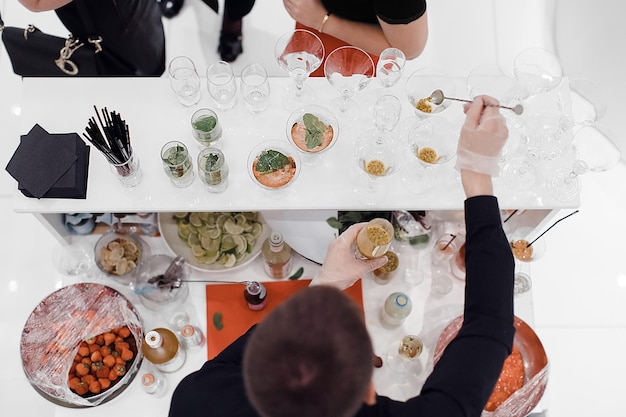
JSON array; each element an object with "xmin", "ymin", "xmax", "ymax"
[
  {"xmin": 180, "ymin": 324, "xmax": 206, "ymax": 349},
  {"xmin": 261, "ymin": 231, "xmax": 293, "ymax": 279},
  {"xmin": 140, "ymin": 367, "xmax": 168, "ymax": 397},
  {"xmin": 244, "ymin": 281, "xmax": 268, "ymax": 310},
  {"xmin": 380, "ymin": 292, "xmax": 412, "ymax": 328},
  {"xmin": 141, "ymin": 328, "xmax": 186, "ymax": 373}
]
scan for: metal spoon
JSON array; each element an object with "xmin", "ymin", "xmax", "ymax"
[{"xmin": 430, "ymin": 89, "xmax": 524, "ymax": 115}]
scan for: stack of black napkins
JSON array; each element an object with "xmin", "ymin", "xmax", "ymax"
[{"xmin": 5, "ymin": 124, "xmax": 90, "ymax": 199}]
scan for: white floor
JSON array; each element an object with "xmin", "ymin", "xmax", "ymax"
[{"xmin": 2, "ymin": 1, "xmax": 626, "ymax": 416}]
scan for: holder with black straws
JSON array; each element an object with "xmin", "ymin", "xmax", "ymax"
[{"xmin": 83, "ymin": 106, "xmax": 142, "ymax": 186}]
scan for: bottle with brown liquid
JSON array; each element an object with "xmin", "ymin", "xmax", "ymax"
[
  {"xmin": 141, "ymin": 328, "xmax": 186, "ymax": 373},
  {"xmin": 261, "ymin": 231, "xmax": 293, "ymax": 279},
  {"xmin": 244, "ymin": 281, "xmax": 268, "ymax": 310}
]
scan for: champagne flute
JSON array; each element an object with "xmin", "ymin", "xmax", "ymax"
[
  {"xmin": 367, "ymin": 47, "xmax": 406, "ymax": 109},
  {"xmin": 324, "ymin": 46, "xmax": 375, "ymax": 127},
  {"xmin": 376, "ymin": 47, "xmax": 406, "ymax": 88},
  {"xmin": 354, "ymin": 95, "xmax": 404, "ymax": 205},
  {"xmin": 274, "ymin": 29, "xmax": 325, "ymax": 110}
]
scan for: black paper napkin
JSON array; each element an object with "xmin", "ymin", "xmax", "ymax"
[{"xmin": 5, "ymin": 124, "xmax": 89, "ymax": 199}]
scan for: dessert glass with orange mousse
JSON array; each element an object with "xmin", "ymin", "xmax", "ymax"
[
  {"xmin": 249, "ymin": 141, "xmax": 301, "ymax": 190},
  {"xmin": 287, "ymin": 105, "xmax": 338, "ymax": 154}
]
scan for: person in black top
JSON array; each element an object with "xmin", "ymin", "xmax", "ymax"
[
  {"xmin": 283, "ymin": 0, "xmax": 428, "ymax": 60},
  {"xmin": 169, "ymin": 95, "xmax": 514, "ymax": 417},
  {"xmin": 18, "ymin": 0, "xmax": 165, "ymax": 76}
]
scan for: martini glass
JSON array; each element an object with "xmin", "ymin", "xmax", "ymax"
[
  {"xmin": 466, "ymin": 64, "xmax": 524, "ymax": 126},
  {"xmin": 354, "ymin": 95, "xmax": 404, "ymax": 205},
  {"xmin": 324, "ymin": 46, "xmax": 375, "ymax": 127},
  {"xmin": 274, "ymin": 29, "xmax": 325, "ymax": 110},
  {"xmin": 566, "ymin": 78, "xmax": 608, "ymax": 126},
  {"xmin": 513, "ymin": 47, "xmax": 563, "ymax": 99},
  {"xmin": 400, "ymin": 117, "xmax": 457, "ymax": 194},
  {"xmin": 546, "ymin": 124, "xmax": 621, "ymax": 201},
  {"xmin": 405, "ymin": 67, "xmax": 455, "ymax": 119}
]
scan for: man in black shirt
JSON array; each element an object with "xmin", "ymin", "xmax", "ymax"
[{"xmin": 169, "ymin": 95, "xmax": 513, "ymax": 417}]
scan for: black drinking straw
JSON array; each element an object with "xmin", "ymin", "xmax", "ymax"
[
  {"xmin": 503, "ymin": 210, "xmax": 518, "ymax": 223},
  {"xmin": 526, "ymin": 210, "xmax": 580, "ymax": 248},
  {"xmin": 442, "ymin": 234, "xmax": 457, "ymax": 250},
  {"xmin": 83, "ymin": 106, "xmax": 132, "ymax": 166}
]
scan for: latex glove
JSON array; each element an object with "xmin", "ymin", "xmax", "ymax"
[
  {"xmin": 310, "ymin": 223, "xmax": 388, "ymax": 290},
  {"xmin": 454, "ymin": 95, "xmax": 509, "ymax": 176}
]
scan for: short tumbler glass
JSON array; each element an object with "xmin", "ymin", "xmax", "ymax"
[
  {"xmin": 197, "ymin": 147, "xmax": 229, "ymax": 193},
  {"xmin": 191, "ymin": 108, "xmax": 223, "ymax": 148},
  {"xmin": 160, "ymin": 141, "xmax": 194, "ymax": 188}
]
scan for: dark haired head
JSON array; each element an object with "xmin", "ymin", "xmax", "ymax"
[{"xmin": 243, "ymin": 286, "xmax": 374, "ymax": 417}]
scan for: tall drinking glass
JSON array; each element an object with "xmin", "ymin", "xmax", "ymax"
[
  {"xmin": 206, "ymin": 61, "xmax": 238, "ymax": 111},
  {"xmin": 168, "ymin": 56, "xmax": 201, "ymax": 107},
  {"xmin": 240, "ymin": 63, "xmax": 271, "ymax": 113}
]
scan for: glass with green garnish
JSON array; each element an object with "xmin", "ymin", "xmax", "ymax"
[
  {"xmin": 160, "ymin": 141, "xmax": 194, "ymax": 187},
  {"xmin": 191, "ymin": 108, "xmax": 223, "ymax": 148},
  {"xmin": 197, "ymin": 148, "xmax": 228, "ymax": 193},
  {"xmin": 286, "ymin": 105, "xmax": 339, "ymax": 166},
  {"xmin": 247, "ymin": 140, "xmax": 301, "ymax": 196}
]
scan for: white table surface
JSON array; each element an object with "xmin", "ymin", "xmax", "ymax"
[
  {"xmin": 47, "ymin": 232, "xmax": 536, "ymax": 417},
  {"xmin": 14, "ymin": 76, "xmax": 579, "ymax": 214}
]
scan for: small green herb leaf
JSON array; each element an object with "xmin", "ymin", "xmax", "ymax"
[
  {"xmin": 288, "ymin": 267, "xmax": 304, "ymax": 280},
  {"xmin": 302, "ymin": 113, "xmax": 327, "ymax": 149},
  {"xmin": 212, "ymin": 311, "xmax": 224, "ymax": 331},
  {"xmin": 326, "ymin": 217, "xmax": 343, "ymax": 230},
  {"xmin": 204, "ymin": 152, "xmax": 220, "ymax": 170},
  {"xmin": 193, "ymin": 115, "xmax": 217, "ymax": 132},
  {"xmin": 256, "ymin": 149, "xmax": 290, "ymax": 173}
]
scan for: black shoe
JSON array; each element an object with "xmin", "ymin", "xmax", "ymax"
[
  {"xmin": 218, "ymin": 33, "xmax": 243, "ymax": 62},
  {"xmin": 158, "ymin": 0, "xmax": 184, "ymax": 19}
]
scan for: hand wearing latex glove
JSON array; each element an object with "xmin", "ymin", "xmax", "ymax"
[
  {"xmin": 310, "ymin": 223, "xmax": 388, "ymax": 290},
  {"xmin": 454, "ymin": 95, "xmax": 509, "ymax": 176}
]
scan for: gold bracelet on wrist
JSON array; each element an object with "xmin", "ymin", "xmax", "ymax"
[{"xmin": 319, "ymin": 12, "xmax": 331, "ymax": 33}]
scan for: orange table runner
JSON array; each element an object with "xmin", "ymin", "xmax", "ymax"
[{"xmin": 205, "ymin": 279, "xmax": 364, "ymax": 359}]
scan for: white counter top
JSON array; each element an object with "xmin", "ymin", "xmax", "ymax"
[{"xmin": 14, "ymin": 76, "xmax": 579, "ymax": 215}]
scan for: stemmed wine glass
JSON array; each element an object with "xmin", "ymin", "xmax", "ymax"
[
  {"xmin": 274, "ymin": 29, "xmax": 325, "ymax": 110},
  {"xmin": 367, "ymin": 47, "xmax": 406, "ymax": 109},
  {"xmin": 564, "ymin": 78, "xmax": 608, "ymax": 126},
  {"xmin": 522, "ymin": 112, "xmax": 573, "ymax": 162},
  {"xmin": 546, "ymin": 124, "xmax": 621, "ymax": 201},
  {"xmin": 354, "ymin": 95, "xmax": 404, "ymax": 205},
  {"xmin": 513, "ymin": 47, "xmax": 563, "ymax": 99},
  {"xmin": 324, "ymin": 46, "xmax": 375, "ymax": 127},
  {"xmin": 400, "ymin": 117, "xmax": 457, "ymax": 194},
  {"xmin": 466, "ymin": 64, "xmax": 523, "ymax": 127}
]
